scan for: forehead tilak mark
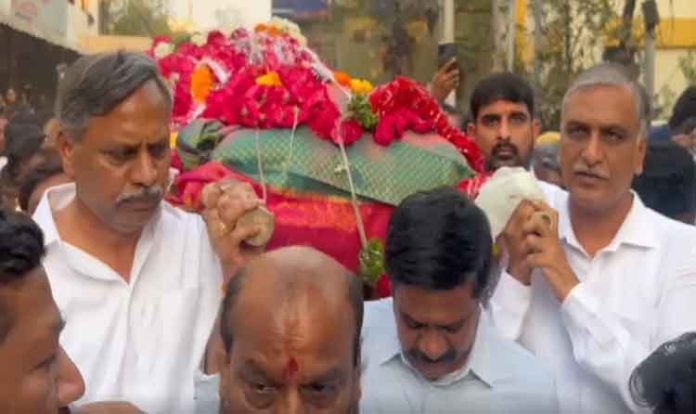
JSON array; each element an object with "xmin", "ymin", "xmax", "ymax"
[{"xmin": 284, "ymin": 357, "xmax": 300, "ymax": 382}]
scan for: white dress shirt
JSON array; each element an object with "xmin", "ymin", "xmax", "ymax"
[
  {"xmin": 361, "ymin": 298, "xmax": 558, "ymax": 413},
  {"xmin": 490, "ymin": 183, "xmax": 696, "ymax": 413},
  {"xmin": 33, "ymin": 184, "xmax": 223, "ymax": 413}
]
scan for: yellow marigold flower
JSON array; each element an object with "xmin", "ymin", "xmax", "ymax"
[
  {"xmin": 256, "ymin": 72, "xmax": 283, "ymax": 88},
  {"xmin": 350, "ymin": 79, "xmax": 374, "ymax": 95}
]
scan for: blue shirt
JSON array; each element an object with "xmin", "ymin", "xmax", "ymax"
[{"xmin": 360, "ymin": 298, "xmax": 558, "ymax": 413}]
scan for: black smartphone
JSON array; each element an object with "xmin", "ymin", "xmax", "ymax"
[{"xmin": 438, "ymin": 43, "xmax": 459, "ymax": 71}]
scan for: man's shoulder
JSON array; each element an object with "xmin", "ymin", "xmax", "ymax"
[
  {"xmin": 363, "ymin": 298, "xmax": 394, "ymax": 332},
  {"xmin": 643, "ymin": 204, "xmax": 696, "ymax": 248},
  {"xmin": 159, "ymin": 202, "xmax": 207, "ymax": 234},
  {"xmin": 360, "ymin": 298, "xmax": 399, "ymax": 363},
  {"xmin": 484, "ymin": 324, "xmax": 555, "ymax": 387},
  {"xmin": 537, "ymin": 181, "xmax": 567, "ymax": 208}
]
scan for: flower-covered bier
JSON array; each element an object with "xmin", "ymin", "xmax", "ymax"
[{"xmin": 155, "ymin": 19, "xmax": 487, "ymax": 293}]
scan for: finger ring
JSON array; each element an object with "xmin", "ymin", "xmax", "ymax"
[
  {"xmin": 219, "ymin": 222, "xmax": 229, "ymax": 236},
  {"xmin": 534, "ymin": 211, "xmax": 552, "ymax": 228}
]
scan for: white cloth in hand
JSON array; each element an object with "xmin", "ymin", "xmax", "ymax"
[{"xmin": 475, "ymin": 167, "xmax": 546, "ymax": 240}]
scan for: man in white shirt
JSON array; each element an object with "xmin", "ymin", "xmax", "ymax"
[
  {"xmin": 33, "ymin": 52, "xmax": 264, "ymax": 413},
  {"xmin": 490, "ymin": 63, "xmax": 696, "ymax": 412},
  {"xmin": 361, "ymin": 188, "xmax": 557, "ymax": 413}
]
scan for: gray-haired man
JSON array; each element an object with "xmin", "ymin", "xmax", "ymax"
[
  {"xmin": 490, "ymin": 63, "xmax": 696, "ymax": 412},
  {"xmin": 32, "ymin": 52, "xmax": 256, "ymax": 413}
]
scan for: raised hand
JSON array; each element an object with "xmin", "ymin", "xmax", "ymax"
[
  {"xmin": 517, "ymin": 201, "xmax": 579, "ymax": 301},
  {"xmin": 431, "ymin": 58, "xmax": 461, "ymax": 102},
  {"xmin": 202, "ymin": 180, "xmax": 273, "ymax": 280}
]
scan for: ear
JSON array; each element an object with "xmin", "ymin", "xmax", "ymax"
[
  {"xmin": 57, "ymin": 131, "xmax": 77, "ymax": 179},
  {"xmin": 635, "ymin": 138, "xmax": 648, "ymax": 176},
  {"xmin": 531, "ymin": 119, "xmax": 541, "ymax": 142}
]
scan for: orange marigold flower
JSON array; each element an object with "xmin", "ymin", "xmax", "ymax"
[
  {"xmin": 190, "ymin": 66, "xmax": 214, "ymax": 104},
  {"xmin": 334, "ymin": 71, "xmax": 352, "ymax": 87},
  {"xmin": 267, "ymin": 26, "xmax": 281, "ymax": 37}
]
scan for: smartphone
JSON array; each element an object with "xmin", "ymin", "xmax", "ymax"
[{"xmin": 438, "ymin": 43, "xmax": 459, "ymax": 71}]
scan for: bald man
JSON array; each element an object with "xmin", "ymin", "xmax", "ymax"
[{"xmin": 217, "ymin": 247, "xmax": 363, "ymax": 414}]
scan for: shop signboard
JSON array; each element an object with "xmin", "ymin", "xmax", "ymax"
[{"xmin": 5, "ymin": 0, "xmax": 68, "ymax": 47}]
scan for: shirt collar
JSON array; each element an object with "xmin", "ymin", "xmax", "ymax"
[
  {"xmin": 33, "ymin": 183, "xmax": 73, "ymax": 246},
  {"xmin": 559, "ymin": 192, "xmax": 658, "ymax": 253},
  {"xmin": 377, "ymin": 302, "xmax": 504, "ymax": 388},
  {"xmin": 32, "ymin": 183, "xmax": 168, "ymax": 247}
]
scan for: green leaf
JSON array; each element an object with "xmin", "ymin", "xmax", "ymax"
[
  {"xmin": 359, "ymin": 239, "xmax": 386, "ymax": 287},
  {"xmin": 348, "ymin": 95, "xmax": 379, "ymax": 131}
]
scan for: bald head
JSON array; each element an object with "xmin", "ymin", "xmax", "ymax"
[
  {"xmin": 220, "ymin": 247, "xmax": 363, "ymax": 365},
  {"xmin": 219, "ymin": 247, "xmax": 363, "ymax": 413}
]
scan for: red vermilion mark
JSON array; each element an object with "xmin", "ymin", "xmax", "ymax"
[{"xmin": 284, "ymin": 357, "xmax": 300, "ymax": 381}]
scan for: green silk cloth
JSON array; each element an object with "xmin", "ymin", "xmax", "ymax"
[{"xmin": 177, "ymin": 120, "xmax": 475, "ymax": 207}]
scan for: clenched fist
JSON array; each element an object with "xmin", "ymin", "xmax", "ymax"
[{"xmin": 202, "ymin": 180, "xmax": 275, "ymax": 280}]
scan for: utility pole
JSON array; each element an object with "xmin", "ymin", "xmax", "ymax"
[
  {"xmin": 442, "ymin": 0, "xmax": 455, "ymax": 43},
  {"xmin": 492, "ymin": 0, "xmax": 504, "ymax": 70},
  {"xmin": 532, "ymin": 0, "xmax": 542, "ymax": 87},
  {"xmin": 507, "ymin": 0, "xmax": 517, "ymax": 72},
  {"xmin": 642, "ymin": 0, "xmax": 659, "ymax": 101},
  {"xmin": 442, "ymin": 0, "xmax": 455, "ymax": 106}
]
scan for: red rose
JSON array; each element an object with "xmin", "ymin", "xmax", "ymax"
[
  {"xmin": 375, "ymin": 275, "xmax": 392, "ymax": 298},
  {"xmin": 332, "ymin": 120, "xmax": 363, "ymax": 146}
]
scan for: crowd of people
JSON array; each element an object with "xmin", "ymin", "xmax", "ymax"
[{"xmin": 0, "ymin": 47, "xmax": 696, "ymax": 414}]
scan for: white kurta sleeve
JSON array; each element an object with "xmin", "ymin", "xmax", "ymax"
[
  {"xmin": 560, "ymin": 240, "xmax": 696, "ymax": 411},
  {"xmin": 560, "ymin": 282, "xmax": 646, "ymax": 410},
  {"xmin": 489, "ymin": 271, "xmax": 533, "ymax": 341},
  {"xmin": 655, "ymin": 246, "xmax": 696, "ymax": 346}
]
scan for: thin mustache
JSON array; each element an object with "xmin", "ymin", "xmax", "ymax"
[
  {"xmin": 410, "ymin": 351, "xmax": 457, "ymax": 365},
  {"xmin": 573, "ymin": 167, "xmax": 608, "ymax": 179},
  {"xmin": 116, "ymin": 186, "xmax": 164, "ymax": 205},
  {"xmin": 492, "ymin": 142, "xmax": 518, "ymax": 155}
]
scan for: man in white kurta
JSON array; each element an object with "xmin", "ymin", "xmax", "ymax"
[
  {"xmin": 490, "ymin": 63, "xmax": 696, "ymax": 413},
  {"xmin": 34, "ymin": 184, "xmax": 221, "ymax": 412},
  {"xmin": 33, "ymin": 52, "xmax": 262, "ymax": 413}
]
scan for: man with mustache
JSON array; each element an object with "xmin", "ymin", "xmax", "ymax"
[
  {"xmin": 490, "ymin": 63, "xmax": 696, "ymax": 412},
  {"xmin": 31, "ymin": 53, "xmax": 252, "ymax": 412},
  {"xmin": 360, "ymin": 188, "xmax": 557, "ymax": 413},
  {"xmin": 217, "ymin": 247, "xmax": 363, "ymax": 414},
  {"xmin": 467, "ymin": 73, "xmax": 540, "ymax": 173}
]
